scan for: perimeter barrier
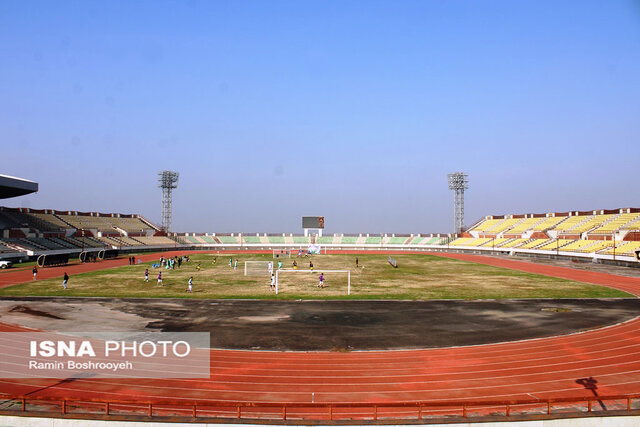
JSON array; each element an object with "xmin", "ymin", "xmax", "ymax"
[{"xmin": 1, "ymin": 393, "xmax": 639, "ymax": 423}]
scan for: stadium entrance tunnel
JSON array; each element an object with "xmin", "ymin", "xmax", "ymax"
[{"xmin": 1, "ymin": 297, "xmax": 639, "ymax": 351}]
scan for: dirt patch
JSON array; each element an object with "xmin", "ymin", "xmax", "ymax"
[
  {"xmin": 9, "ymin": 305, "xmax": 64, "ymax": 319},
  {"xmin": 1, "ymin": 297, "xmax": 638, "ymax": 350}
]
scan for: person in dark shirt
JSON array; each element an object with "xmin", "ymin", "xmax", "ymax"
[{"xmin": 62, "ymin": 272, "xmax": 69, "ymax": 289}]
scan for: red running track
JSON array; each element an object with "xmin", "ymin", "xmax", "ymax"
[{"xmin": 1, "ymin": 251, "xmax": 640, "ymax": 410}]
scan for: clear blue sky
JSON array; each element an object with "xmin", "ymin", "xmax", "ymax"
[{"xmin": 1, "ymin": 0, "xmax": 639, "ymax": 234}]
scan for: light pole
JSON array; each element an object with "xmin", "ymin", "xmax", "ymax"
[
  {"xmin": 158, "ymin": 171, "xmax": 179, "ymax": 233},
  {"xmin": 447, "ymin": 172, "xmax": 469, "ymax": 235}
]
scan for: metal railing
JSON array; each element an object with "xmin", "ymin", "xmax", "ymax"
[{"xmin": 1, "ymin": 393, "xmax": 639, "ymax": 423}]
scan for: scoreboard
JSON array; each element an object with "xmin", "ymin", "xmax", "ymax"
[{"xmin": 302, "ymin": 216, "xmax": 325, "ymax": 229}]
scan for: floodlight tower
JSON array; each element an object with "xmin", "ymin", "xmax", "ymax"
[
  {"xmin": 158, "ymin": 171, "xmax": 179, "ymax": 232},
  {"xmin": 447, "ymin": 172, "xmax": 469, "ymax": 235}
]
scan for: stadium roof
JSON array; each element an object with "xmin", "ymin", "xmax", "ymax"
[{"xmin": 0, "ymin": 174, "xmax": 38, "ymax": 199}]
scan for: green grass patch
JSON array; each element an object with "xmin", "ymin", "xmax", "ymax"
[{"xmin": 0, "ymin": 253, "xmax": 632, "ymax": 300}]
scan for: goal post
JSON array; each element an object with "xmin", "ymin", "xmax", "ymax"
[
  {"xmin": 275, "ymin": 269, "xmax": 351, "ymax": 295},
  {"xmin": 244, "ymin": 261, "xmax": 273, "ymax": 276}
]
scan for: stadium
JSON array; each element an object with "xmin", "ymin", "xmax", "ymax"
[
  {"xmin": 2, "ymin": 2, "xmax": 640, "ymax": 426},
  {"xmin": 1, "ymin": 171, "xmax": 640, "ymax": 426}
]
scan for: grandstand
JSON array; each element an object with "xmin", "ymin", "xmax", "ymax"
[
  {"xmin": 446, "ymin": 208, "xmax": 640, "ymax": 262},
  {"xmin": 1, "ymin": 205, "xmax": 639, "ymax": 265},
  {"xmin": 0, "ymin": 206, "xmax": 169, "ymax": 256}
]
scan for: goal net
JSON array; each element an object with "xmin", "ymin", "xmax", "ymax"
[
  {"xmin": 272, "ymin": 249, "xmax": 291, "ymax": 258},
  {"xmin": 244, "ymin": 261, "xmax": 273, "ymax": 276},
  {"xmin": 275, "ymin": 269, "xmax": 351, "ymax": 295}
]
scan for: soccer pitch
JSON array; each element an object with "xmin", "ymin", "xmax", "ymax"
[{"xmin": 0, "ymin": 253, "xmax": 631, "ymax": 300}]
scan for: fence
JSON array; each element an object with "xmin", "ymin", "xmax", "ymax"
[{"xmin": 1, "ymin": 393, "xmax": 639, "ymax": 423}]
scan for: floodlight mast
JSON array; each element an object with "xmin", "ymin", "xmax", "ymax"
[
  {"xmin": 158, "ymin": 171, "xmax": 179, "ymax": 232},
  {"xmin": 447, "ymin": 172, "xmax": 469, "ymax": 235}
]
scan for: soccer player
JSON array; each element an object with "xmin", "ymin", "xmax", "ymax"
[
  {"xmin": 270, "ymin": 273, "xmax": 275, "ymax": 291},
  {"xmin": 268, "ymin": 261, "xmax": 274, "ymax": 275},
  {"xmin": 32, "ymin": 266, "xmax": 37, "ymax": 280},
  {"xmin": 356, "ymin": 257, "xmax": 359, "ymax": 268},
  {"xmin": 144, "ymin": 268, "xmax": 149, "ymax": 282},
  {"xmin": 318, "ymin": 273, "xmax": 324, "ymax": 288},
  {"xmin": 277, "ymin": 260, "xmax": 283, "ymax": 270},
  {"xmin": 293, "ymin": 260, "xmax": 297, "ymax": 270},
  {"xmin": 309, "ymin": 261, "xmax": 314, "ymax": 271},
  {"xmin": 157, "ymin": 271, "xmax": 163, "ymax": 287},
  {"xmin": 233, "ymin": 259, "xmax": 238, "ymax": 270},
  {"xmin": 196, "ymin": 263, "xmax": 201, "ymax": 272},
  {"xmin": 62, "ymin": 272, "xmax": 69, "ymax": 290},
  {"xmin": 229, "ymin": 257, "xmax": 233, "ymax": 267},
  {"xmin": 187, "ymin": 277, "xmax": 193, "ymax": 292}
]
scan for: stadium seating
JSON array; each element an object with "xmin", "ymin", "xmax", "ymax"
[
  {"xmin": 532, "ymin": 216, "xmax": 567, "ymax": 231},
  {"xmin": 19, "ymin": 213, "xmax": 69, "ymax": 231},
  {"xmin": 518, "ymin": 239, "xmax": 552, "ymax": 249},
  {"xmin": 576, "ymin": 240, "xmax": 614, "ymax": 253},
  {"xmin": 217, "ymin": 235, "xmax": 240, "ymax": 244},
  {"xmin": 340, "ymin": 236, "xmax": 357, "ymax": 244},
  {"xmin": 64, "ymin": 236, "xmax": 106, "ymax": 248},
  {"xmin": 469, "ymin": 238, "xmax": 493, "ymax": 246},
  {"xmin": 449, "ymin": 238, "xmax": 473, "ymax": 246},
  {"xmin": 1, "ymin": 205, "xmax": 638, "ymax": 262},
  {"xmin": 590, "ymin": 213, "xmax": 640, "ymax": 234},
  {"xmin": 499, "ymin": 238, "xmax": 529, "ymax": 248},
  {"xmin": 48, "ymin": 237, "xmax": 80, "ymax": 249},
  {"xmin": 5, "ymin": 238, "xmax": 46, "ymax": 251},
  {"xmin": 388, "ymin": 236, "xmax": 408, "ymax": 244},
  {"xmin": 0, "ymin": 211, "xmax": 27, "ymax": 229},
  {"xmin": 536, "ymin": 239, "xmax": 573, "ymax": 251},
  {"xmin": 135, "ymin": 236, "xmax": 177, "ymax": 246},
  {"xmin": 505, "ymin": 217, "xmax": 546, "ymax": 234},
  {"xmin": 556, "ymin": 240, "xmax": 598, "ymax": 252},
  {"xmin": 97, "ymin": 236, "xmax": 143, "ymax": 247},
  {"xmin": 604, "ymin": 241, "xmax": 640, "ymax": 256},
  {"xmin": 317, "ymin": 236, "xmax": 334, "ymax": 244},
  {"xmin": 488, "ymin": 218, "xmax": 520, "ymax": 233},
  {"xmin": 553, "ymin": 216, "xmax": 594, "ymax": 233},
  {"xmin": 480, "ymin": 238, "xmax": 512, "ymax": 247},
  {"xmin": 622, "ymin": 217, "xmax": 640, "ymax": 231},
  {"xmin": 0, "ymin": 242, "xmax": 16, "ymax": 253},
  {"xmin": 426, "ymin": 237, "xmax": 447, "ymax": 245},
  {"xmin": 568, "ymin": 214, "xmax": 615, "ymax": 234},
  {"xmin": 469, "ymin": 219, "xmax": 503, "ymax": 233},
  {"xmin": 242, "ymin": 235, "xmax": 261, "ymax": 244}
]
